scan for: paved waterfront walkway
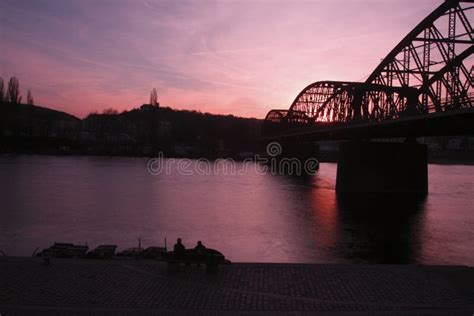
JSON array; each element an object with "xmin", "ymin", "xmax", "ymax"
[{"xmin": 0, "ymin": 257, "xmax": 473, "ymax": 314}]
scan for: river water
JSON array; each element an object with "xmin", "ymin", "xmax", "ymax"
[{"xmin": 0, "ymin": 155, "xmax": 472, "ymax": 265}]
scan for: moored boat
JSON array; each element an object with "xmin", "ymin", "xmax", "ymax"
[
  {"xmin": 36, "ymin": 242, "xmax": 89, "ymax": 258},
  {"xmin": 86, "ymin": 245, "xmax": 117, "ymax": 259}
]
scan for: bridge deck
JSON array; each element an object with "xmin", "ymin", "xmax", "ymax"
[{"xmin": 260, "ymin": 108, "xmax": 474, "ymax": 142}]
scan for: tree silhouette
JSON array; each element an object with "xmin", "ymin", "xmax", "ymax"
[
  {"xmin": 0, "ymin": 77, "xmax": 4, "ymax": 104},
  {"xmin": 102, "ymin": 107, "xmax": 118, "ymax": 115},
  {"xmin": 150, "ymin": 88, "xmax": 158, "ymax": 106},
  {"xmin": 27, "ymin": 89, "xmax": 34, "ymax": 105},
  {"xmin": 6, "ymin": 76, "xmax": 21, "ymax": 104}
]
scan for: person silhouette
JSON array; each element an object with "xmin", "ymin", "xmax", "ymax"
[
  {"xmin": 194, "ymin": 241, "xmax": 206, "ymax": 253},
  {"xmin": 194, "ymin": 240, "xmax": 206, "ymax": 257},
  {"xmin": 194, "ymin": 241, "xmax": 206, "ymax": 265},
  {"xmin": 173, "ymin": 238, "xmax": 186, "ymax": 259}
]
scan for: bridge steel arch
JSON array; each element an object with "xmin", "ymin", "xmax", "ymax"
[
  {"xmin": 366, "ymin": 0, "xmax": 473, "ymax": 112},
  {"xmin": 263, "ymin": 0, "xmax": 473, "ymax": 136},
  {"xmin": 285, "ymin": 81, "xmax": 419, "ymax": 124}
]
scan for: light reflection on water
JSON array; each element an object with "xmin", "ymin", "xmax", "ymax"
[{"xmin": 0, "ymin": 155, "xmax": 472, "ymax": 265}]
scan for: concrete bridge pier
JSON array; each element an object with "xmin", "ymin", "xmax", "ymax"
[
  {"xmin": 336, "ymin": 141, "xmax": 428, "ymax": 193},
  {"xmin": 280, "ymin": 141, "xmax": 319, "ymax": 162},
  {"xmin": 263, "ymin": 141, "xmax": 320, "ymax": 174}
]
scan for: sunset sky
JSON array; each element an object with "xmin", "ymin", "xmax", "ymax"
[{"xmin": 1, "ymin": 0, "xmax": 439, "ymax": 118}]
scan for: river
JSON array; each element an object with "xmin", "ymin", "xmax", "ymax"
[{"xmin": 0, "ymin": 155, "xmax": 472, "ymax": 265}]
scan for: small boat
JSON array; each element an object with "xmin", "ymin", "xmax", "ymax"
[
  {"xmin": 117, "ymin": 238, "xmax": 167, "ymax": 259},
  {"xmin": 141, "ymin": 246, "xmax": 167, "ymax": 259},
  {"xmin": 116, "ymin": 247, "xmax": 142, "ymax": 258},
  {"xmin": 116, "ymin": 246, "xmax": 167, "ymax": 259},
  {"xmin": 86, "ymin": 245, "xmax": 117, "ymax": 259},
  {"xmin": 37, "ymin": 242, "xmax": 89, "ymax": 258}
]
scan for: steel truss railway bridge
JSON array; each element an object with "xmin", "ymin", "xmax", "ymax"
[{"xmin": 261, "ymin": 0, "xmax": 473, "ymax": 193}]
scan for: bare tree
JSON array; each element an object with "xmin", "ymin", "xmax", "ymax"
[
  {"xmin": 0, "ymin": 77, "xmax": 4, "ymax": 104},
  {"xmin": 27, "ymin": 89, "xmax": 34, "ymax": 105},
  {"xmin": 150, "ymin": 88, "xmax": 158, "ymax": 106},
  {"xmin": 102, "ymin": 107, "xmax": 118, "ymax": 115},
  {"xmin": 6, "ymin": 76, "xmax": 21, "ymax": 104}
]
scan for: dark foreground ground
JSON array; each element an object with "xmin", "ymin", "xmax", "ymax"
[{"xmin": 0, "ymin": 257, "xmax": 473, "ymax": 315}]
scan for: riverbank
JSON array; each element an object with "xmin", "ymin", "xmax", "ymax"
[
  {"xmin": 1, "ymin": 150, "xmax": 474, "ymax": 165},
  {"xmin": 1, "ymin": 257, "xmax": 472, "ymax": 314}
]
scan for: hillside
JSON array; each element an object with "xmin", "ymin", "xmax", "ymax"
[
  {"xmin": 0, "ymin": 102, "xmax": 81, "ymax": 138},
  {"xmin": 83, "ymin": 105, "xmax": 262, "ymax": 157},
  {"xmin": 0, "ymin": 102, "xmax": 263, "ymax": 157},
  {"xmin": 0, "ymin": 103, "xmax": 80, "ymax": 122}
]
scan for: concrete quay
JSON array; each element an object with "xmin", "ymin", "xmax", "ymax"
[{"xmin": 0, "ymin": 257, "xmax": 473, "ymax": 315}]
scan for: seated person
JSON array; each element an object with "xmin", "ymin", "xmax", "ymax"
[
  {"xmin": 194, "ymin": 240, "xmax": 206, "ymax": 256},
  {"xmin": 194, "ymin": 241, "xmax": 206, "ymax": 251},
  {"xmin": 193, "ymin": 241, "xmax": 207, "ymax": 263},
  {"xmin": 173, "ymin": 238, "xmax": 186, "ymax": 259}
]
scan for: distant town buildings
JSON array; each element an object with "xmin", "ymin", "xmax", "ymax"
[{"xmin": 0, "ymin": 99, "xmax": 473, "ymax": 162}]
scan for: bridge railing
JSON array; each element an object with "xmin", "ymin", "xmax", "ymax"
[{"xmin": 426, "ymin": 92, "xmax": 474, "ymax": 113}]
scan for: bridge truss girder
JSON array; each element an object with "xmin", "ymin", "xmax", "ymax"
[
  {"xmin": 263, "ymin": 0, "xmax": 473, "ymax": 135},
  {"xmin": 366, "ymin": 0, "xmax": 473, "ymax": 112}
]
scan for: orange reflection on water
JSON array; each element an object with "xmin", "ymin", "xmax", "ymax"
[{"xmin": 310, "ymin": 184, "xmax": 340, "ymax": 250}]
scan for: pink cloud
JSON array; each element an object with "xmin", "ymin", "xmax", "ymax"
[{"xmin": 0, "ymin": 0, "xmax": 442, "ymax": 119}]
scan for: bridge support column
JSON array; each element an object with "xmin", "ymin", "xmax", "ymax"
[
  {"xmin": 280, "ymin": 141, "xmax": 319, "ymax": 162},
  {"xmin": 336, "ymin": 141, "xmax": 427, "ymax": 193},
  {"xmin": 263, "ymin": 141, "xmax": 320, "ymax": 175}
]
